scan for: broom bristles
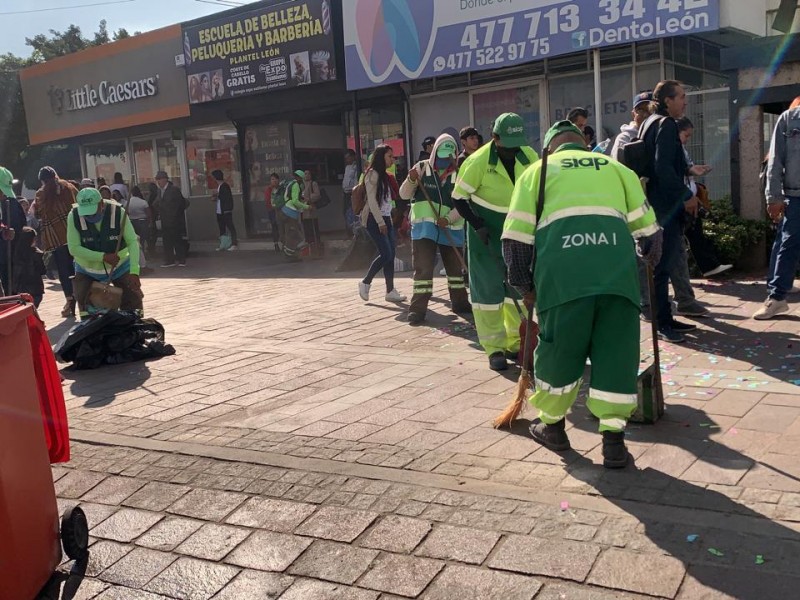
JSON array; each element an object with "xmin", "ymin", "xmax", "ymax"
[{"xmin": 493, "ymin": 370, "xmax": 532, "ymax": 429}]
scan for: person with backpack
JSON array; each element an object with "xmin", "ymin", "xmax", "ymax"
[
  {"xmin": 399, "ymin": 134, "xmax": 471, "ymax": 324},
  {"xmin": 755, "ymin": 96, "xmax": 800, "ymax": 319},
  {"xmin": 611, "ymin": 91, "xmax": 654, "ymax": 162},
  {"xmin": 637, "ymin": 80, "xmax": 701, "ymax": 343},
  {"xmin": 265, "ymin": 173, "xmax": 284, "ymax": 252},
  {"xmin": 276, "ymin": 170, "xmax": 309, "ymax": 258}
]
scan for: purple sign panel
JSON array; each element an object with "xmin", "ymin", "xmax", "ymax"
[{"xmin": 343, "ymin": 0, "xmax": 720, "ymax": 90}]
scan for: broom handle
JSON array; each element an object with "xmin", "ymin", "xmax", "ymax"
[
  {"xmin": 414, "ymin": 169, "xmax": 469, "ymax": 273},
  {"xmin": 107, "ymin": 193, "xmax": 134, "ymax": 282},
  {"xmin": 520, "ymin": 148, "xmax": 550, "ymax": 374},
  {"xmin": 3, "ymin": 197, "xmax": 11, "ymax": 294},
  {"xmin": 646, "ymin": 264, "xmax": 662, "ymax": 392}
]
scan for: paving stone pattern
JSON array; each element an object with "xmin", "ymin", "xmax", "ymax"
[{"xmin": 33, "ymin": 254, "xmax": 800, "ymax": 598}]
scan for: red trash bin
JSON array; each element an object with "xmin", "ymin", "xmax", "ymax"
[{"xmin": 0, "ymin": 297, "xmax": 87, "ymax": 600}]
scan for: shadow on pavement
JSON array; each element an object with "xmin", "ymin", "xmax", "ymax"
[
  {"xmin": 36, "ymin": 554, "xmax": 88, "ymax": 600},
  {"xmin": 64, "ymin": 363, "xmax": 153, "ymax": 408}
]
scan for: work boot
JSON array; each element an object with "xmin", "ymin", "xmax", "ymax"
[
  {"xmin": 453, "ymin": 303, "xmax": 472, "ymax": 315},
  {"xmin": 529, "ymin": 419, "xmax": 571, "ymax": 451},
  {"xmin": 488, "ymin": 352, "xmax": 508, "ymax": 371},
  {"xmin": 602, "ymin": 430, "xmax": 630, "ymax": 469},
  {"xmin": 61, "ymin": 297, "xmax": 76, "ymax": 318},
  {"xmin": 407, "ymin": 312, "xmax": 424, "ymax": 325}
]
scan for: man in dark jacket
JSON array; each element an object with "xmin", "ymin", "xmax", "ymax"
[
  {"xmin": 642, "ymin": 80, "xmax": 700, "ymax": 343},
  {"xmin": 154, "ymin": 170, "xmax": 188, "ymax": 267},
  {"xmin": 212, "ymin": 169, "xmax": 238, "ymax": 250}
]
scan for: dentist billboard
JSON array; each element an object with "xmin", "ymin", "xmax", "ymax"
[{"xmin": 343, "ymin": 0, "xmax": 720, "ymax": 90}]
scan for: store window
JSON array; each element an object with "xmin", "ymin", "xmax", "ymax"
[
  {"xmin": 243, "ymin": 121, "xmax": 292, "ymax": 236},
  {"xmin": 84, "ymin": 141, "xmax": 129, "ymax": 185},
  {"xmin": 346, "ymin": 107, "xmax": 406, "ymax": 176},
  {"xmin": 600, "ymin": 68, "xmax": 634, "ymax": 142},
  {"xmin": 473, "ymin": 83, "xmax": 541, "ymax": 150},
  {"xmin": 550, "ymin": 73, "xmax": 595, "ymax": 124},
  {"xmin": 186, "ymin": 125, "xmax": 241, "ymax": 198},
  {"xmin": 132, "ymin": 137, "xmax": 183, "ymax": 190}
]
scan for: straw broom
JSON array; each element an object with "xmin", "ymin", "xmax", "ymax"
[{"xmin": 493, "ymin": 148, "xmax": 549, "ymax": 429}]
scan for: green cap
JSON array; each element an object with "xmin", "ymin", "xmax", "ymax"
[
  {"xmin": 543, "ymin": 120, "xmax": 584, "ymax": 150},
  {"xmin": 492, "ymin": 113, "xmax": 526, "ymax": 147},
  {"xmin": 76, "ymin": 187, "xmax": 102, "ymax": 216},
  {"xmin": 294, "ymin": 169, "xmax": 305, "ymax": 178},
  {"xmin": 436, "ymin": 140, "xmax": 457, "ymax": 159},
  {"xmin": 0, "ymin": 167, "xmax": 15, "ymax": 198}
]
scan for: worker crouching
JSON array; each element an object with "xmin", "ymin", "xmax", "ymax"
[{"xmin": 502, "ymin": 121, "xmax": 662, "ymax": 468}]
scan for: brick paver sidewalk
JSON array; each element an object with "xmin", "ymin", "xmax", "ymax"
[{"xmin": 33, "ymin": 250, "xmax": 800, "ymax": 599}]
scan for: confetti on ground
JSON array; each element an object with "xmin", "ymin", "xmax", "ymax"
[
  {"xmin": 560, "ymin": 501, "xmax": 569, "ymax": 511},
  {"xmin": 755, "ymin": 555, "xmax": 765, "ymax": 565},
  {"xmin": 708, "ymin": 548, "xmax": 725, "ymax": 557},
  {"xmin": 729, "ymin": 428, "xmax": 739, "ymax": 435},
  {"xmin": 687, "ymin": 534, "xmax": 699, "ymax": 543}
]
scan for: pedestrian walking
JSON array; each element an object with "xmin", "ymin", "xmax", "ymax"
[
  {"xmin": 358, "ymin": 145, "xmax": 407, "ymax": 303},
  {"xmin": 212, "ymin": 169, "xmax": 238, "ymax": 251},
  {"xmin": 342, "ymin": 149, "xmax": 359, "ymax": 233},
  {"xmin": 452, "ymin": 113, "xmax": 539, "ymax": 371},
  {"xmin": 640, "ymin": 80, "xmax": 701, "ymax": 342},
  {"xmin": 755, "ymin": 95, "xmax": 800, "ymax": 319},
  {"xmin": 457, "ymin": 126, "xmax": 481, "ymax": 168},
  {"xmin": 265, "ymin": 173, "xmax": 283, "ymax": 251},
  {"xmin": 33, "ymin": 166, "xmax": 78, "ymax": 317},
  {"xmin": 611, "ymin": 91, "xmax": 654, "ymax": 162},
  {"xmin": 110, "ymin": 172, "xmax": 129, "ymax": 201},
  {"xmin": 276, "ymin": 170, "xmax": 310, "ymax": 258},
  {"xmin": 67, "ymin": 188, "xmax": 143, "ymax": 319},
  {"xmin": 399, "ymin": 134, "xmax": 471, "ymax": 323},
  {"xmin": 127, "ymin": 186, "xmax": 151, "ymax": 270},
  {"xmin": 502, "ymin": 120, "xmax": 662, "ymax": 468},
  {"xmin": 153, "ymin": 171, "xmax": 188, "ymax": 268},
  {"xmin": 419, "ymin": 136, "xmax": 436, "ymax": 162},
  {"xmin": 301, "ymin": 170, "xmax": 322, "ymax": 257}
]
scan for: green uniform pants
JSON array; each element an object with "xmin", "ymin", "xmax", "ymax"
[
  {"xmin": 410, "ymin": 238, "xmax": 469, "ymax": 316},
  {"xmin": 530, "ymin": 295, "xmax": 640, "ymax": 432},
  {"xmin": 467, "ymin": 206, "xmax": 522, "ymax": 357}
]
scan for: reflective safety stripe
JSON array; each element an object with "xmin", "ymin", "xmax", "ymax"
[
  {"xmin": 455, "ymin": 179, "xmax": 476, "ymax": 194},
  {"xmin": 589, "ymin": 389, "xmax": 637, "ymax": 405},
  {"xmin": 535, "ymin": 377, "xmax": 581, "ymax": 396},
  {"xmin": 447, "ymin": 276, "xmax": 464, "ymax": 282},
  {"xmin": 501, "ymin": 229, "xmax": 535, "ymax": 245},
  {"xmin": 540, "ymin": 410, "xmax": 566, "ymax": 422},
  {"xmin": 473, "ymin": 302, "xmax": 503, "ymax": 311},
  {"xmin": 600, "ymin": 418, "xmax": 627, "ymax": 430},
  {"xmin": 470, "ymin": 194, "xmax": 509, "ymax": 214},
  {"xmin": 507, "ymin": 210, "xmax": 537, "ymax": 225},
  {"xmin": 631, "ymin": 222, "xmax": 661, "ymax": 239},
  {"xmin": 537, "ymin": 206, "xmax": 625, "ymax": 231},
  {"xmin": 448, "ymin": 284, "xmax": 466, "ymax": 290},
  {"xmin": 415, "ymin": 280, "xmax": 434, "ymax": 285},
  {"xmin": 627, "ymin": 204, "xmax": 650, "ymax": 223}
]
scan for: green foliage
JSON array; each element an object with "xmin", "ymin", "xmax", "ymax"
[{"xmin": 703, "ymin": 197, "xmax": 772, "ymax": 264}]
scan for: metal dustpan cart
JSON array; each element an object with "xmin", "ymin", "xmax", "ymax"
[{"xmin": 632, "ymin": 266, "xmax": 665, "ymax": 424}]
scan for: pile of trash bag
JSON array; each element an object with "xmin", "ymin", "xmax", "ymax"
[{"xmin": 54, "ymin": 311, "xmax": 175, "ymax": 370}]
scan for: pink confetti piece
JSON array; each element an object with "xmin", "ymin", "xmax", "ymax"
[{"xmin": 560, "ymin": 501, "xmax": 569, "ymax": 511}]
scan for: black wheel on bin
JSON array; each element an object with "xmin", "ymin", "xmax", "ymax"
[{"xmin": 61, "ymin": 506, "xmax": 89, "ymax": 560}]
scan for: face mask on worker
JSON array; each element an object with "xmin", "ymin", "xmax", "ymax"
[{"xmin": 434, "ymin": 142, "xmax": 456, "ymax": 171}]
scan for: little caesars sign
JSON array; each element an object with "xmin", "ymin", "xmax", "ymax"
[{"xmin": 48, "ymin": 75, "xmax": 159, "ymax": 115}]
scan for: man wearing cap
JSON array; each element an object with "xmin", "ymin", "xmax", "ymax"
[
  {"xmin": 67, "ymin": 187, "xmax": 142, "ymax": 319},
  {"xmin": 611, "ymin": 91, "xmax": 654, "ymax": 162},
  {"xmin": 502, "ymin": 121, "xmax": 662, "ymax": 468},
  {"xmin": 153, "ymin": 170, "xmax": 188, "ymax": 267},
  {"xmin": 277, "ymin": 170, "xmax": 310, "ymax": 258},
  {"xmin": 400, "ymin": 134, "xmax": 471, "ymax": 324},
  {"xmin": 34, "ymin": 166, "xmax": 78, "ymax": 316},
  {"xmin": 452, "ymin": 112, "xmax": 539, "ymax": 371},
  {"xmin": 458, "ymin": 126, "xmax": 481, "ymax": 168},
  {"xmin": 419, "ymin": 136, "xmax": 436, "ymax": 162},
  {"xmin": 0, "ymin": 167, "xmax": 27, "ymax": 295}
]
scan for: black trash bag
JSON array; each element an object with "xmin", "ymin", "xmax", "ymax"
[
  {"xmin": 54, "ymin": 311, "xmax": 175, "ymax": 369},
  {"xmin": 336, "ymin": 227, "xmax": 378, "ymax": 272}
]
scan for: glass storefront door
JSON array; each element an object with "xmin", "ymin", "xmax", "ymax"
[
  {"xmin": 243, "ymin": 121, "xmax": 293, "ymax": 236},
  {"xmin": 84, "ymin": 140, "xmax": 129, "ymax": 185},
  {"xmin": 132, "ymin": 136, "xmax": 184, "ymax": 190}
]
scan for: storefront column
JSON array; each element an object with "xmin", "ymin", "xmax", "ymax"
[
  {"xmin": 593, "ymin": 49, "xmax": 603, "ymax": 143},
  {"xmin": 738, "ymin": 104, "xmax": 764, "ymax": 220}
]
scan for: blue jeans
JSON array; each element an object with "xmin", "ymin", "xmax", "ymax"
[
  {"xmin": 768, "ymin": 196, "xmax": 800, "ymax": 301},
  {"xmin": 364, "ymin": 215, "xmax": 396, "ymax": 292},
  {"xmin": 653, "ymin": 217, "xmax": 682, "ymax": 329},
  {"xmin": 54, "ymin": 244, "xmax": 74, "ymax": 298},
  {"xmin": 639, "ymin": 237, "xmax": 695, "ymax": 309}
]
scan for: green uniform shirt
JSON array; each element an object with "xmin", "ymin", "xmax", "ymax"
[
  {"xmin": 502, "ymin": 149, "xmax": 659, "ymax": 313},
  {"xmin": 452, "ymin": 142, "xmax": 539, "ymax": 213}
]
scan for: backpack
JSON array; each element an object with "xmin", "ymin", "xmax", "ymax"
[
  {"xmin": 622, "ymin": 114, "xmax": 666, "ymax": 177},
  {"xmin": 316, "ymin": 184, "xmax": 331, "ymax": 209},
  {"xmin": 351, "ymin": 170, "xmax": 370, "ymax": 215},
  {"xmin": 276, "ymin": 180, "xmax": 297, "ymax": 210}
]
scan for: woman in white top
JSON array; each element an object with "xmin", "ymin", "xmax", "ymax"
[
  {"xmin": 358, "ymin": 145, "xmax": 406, "ymax": 303},
  {"xmin": 128, "ymin": 185, "xmax": 152, "ymax": 268}
]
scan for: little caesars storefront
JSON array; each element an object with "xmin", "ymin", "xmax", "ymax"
[{"xmin": 343, "ymin": 0, "xmax": 733, "ymax": 201}]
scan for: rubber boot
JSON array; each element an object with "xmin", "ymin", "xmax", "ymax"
[
  {"xmin": 488, "ymin": 352, "xmax": 508, "ymax": 371},
  {"xmin": 407, "ymin": 312, "xmax": 425, "ymax": 325},
  {"xmin": 602, "ymin": 430, "xmax": 630, "ymax": 469},
  {"xmin": 529, "ymin": 418, "xmax": 571, "ymax": 452}
]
